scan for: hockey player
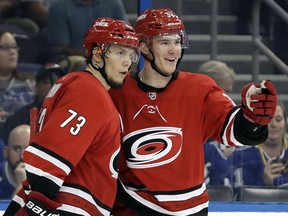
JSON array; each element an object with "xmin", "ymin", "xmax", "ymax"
[
  {"xmin": 109, "ymin": 8, "xmax": 278, "ymax": 216},
  {"xmin": 4, "ymin": 17, "xmax": 139, "ymax": 216}
]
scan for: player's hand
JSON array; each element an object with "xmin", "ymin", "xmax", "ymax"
[
  {"xmin": 241, "ymin": 80, "xmax": 277, "ymax": 125},
  {"xmin": 15, "ymin": 191, "xmax": 61, "ymax": 216}
]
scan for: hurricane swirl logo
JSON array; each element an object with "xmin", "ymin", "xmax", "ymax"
[
  {"xmin": 110, "ymin": 147, "xmax": 120, "ymax": 179},
  {"xmin": 123, "ymin": 127, "xmax": 183, "ymax": 169}
]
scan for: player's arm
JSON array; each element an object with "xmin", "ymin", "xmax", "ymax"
[
  {"xmin": 14, "ymin": 191, "xmax": 61, "ymax": 216},
  {"xmin": 4, "ymin": 107, "xmax": 62, "ymax": 216},
  {"xmin": 14, "ymin": 79, "xmax": 103, "ymax": 215},
  {"xmin": 4, "ymin": 180, "xmax": 61, "ymax": 216}
]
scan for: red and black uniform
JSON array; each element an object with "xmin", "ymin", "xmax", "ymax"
[
  {"xmin": 109, "ymin": 71, "xmax": 268, "ymax": 215},
  {"xmin": 5, "ymin": 72, "xmax": 121, "ymax": 216}
]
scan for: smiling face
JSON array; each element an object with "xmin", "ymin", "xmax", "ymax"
[
  {"xmin": 266, "ymin": 105, "xmax": 286, "ymax": 146},
  {"xmin": 147, "ymin": 34, "xmax": 182, "ymax": 76}
]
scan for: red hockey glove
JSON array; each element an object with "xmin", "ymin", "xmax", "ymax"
[
  {"xmin": 241, "ymin": 80, "xmax": 277, "ymax": 125},
  {"xmin": 15, "ymin": 191, "xmax": 61, "ymax": 216}
]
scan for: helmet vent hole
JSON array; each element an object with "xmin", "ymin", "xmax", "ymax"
[
  {"xmin": 117, "ymin": 34, "xmax": 124, "ymax": 38},
  {"xmin": 111, "ymin": 32, "xmax": 124, "ymax": 38}
]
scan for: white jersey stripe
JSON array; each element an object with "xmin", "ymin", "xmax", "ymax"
[
  {"xmin": 60, "ymin": 186, "xmax": 110, "ymax": 216},
  {"xmin": 222, "ymin": 108, "xmax": 244, "ymax": 147},
  {"xmin": 25, "ymin": 163, "xmax": 63, "ymax": 187},
  {"xmin": 12, "ymin": 194, "xmax": 25, "ymax": 207},
  {"xmin": 57, "ymin": 204, "xmax": 90, "ymax": 216},
  {"xmin": 155, "ymin": 183, "xmax": 206, "ymax": 202},
  {"xmin": 26, "ymin": 145, "xmax": 71, "ymax": 175},
  {"xmin": 120, "ymin": 180, "xmax": 208, "ymax": 215}
]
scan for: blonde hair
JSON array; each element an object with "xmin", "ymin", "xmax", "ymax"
[
  {"xmin": 277, "ymin": 100, "xmax": 288, "ymax": 149},
  {"xmin": 198, "ymin": 60, "xmax": 236, "ymax": 85}
]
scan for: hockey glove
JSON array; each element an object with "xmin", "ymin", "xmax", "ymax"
[
  {"xmin": 241, "ymin": 80, "xmax": 277, "ymax": 125},
  {"xmin": 15, "ymin": 191, "xmax": 61, "ymax": 216}
]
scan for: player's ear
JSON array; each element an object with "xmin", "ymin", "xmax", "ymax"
[
  {"xmin": 140, "ymin": 42, "xmax": 149, "ymax": 54},
  {"xmin": 92, "ymin": 47, "xmax": 102, "ymax": 63}
]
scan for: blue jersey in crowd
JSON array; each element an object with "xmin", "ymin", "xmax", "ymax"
[
  {"xmin": 230, "ymin": 146, "xmax": 288, "ymax": 195},
  {"xmin": 0, "ymin": 161, "xmax": 15, "ymax": 200},
  {"xmin": 204, "ymin": 141, "xmax": 232, "ymax": 186}
]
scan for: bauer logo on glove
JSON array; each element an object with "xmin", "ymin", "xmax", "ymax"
[
  {"xmin": 241, "ymin": 80, "xmax": 277, "ymax": 125},
  {"xmin": 26, "ymin": 200, "xmax": 60, "ymax": 216}
]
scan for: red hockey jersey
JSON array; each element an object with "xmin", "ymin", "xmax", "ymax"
[
  {"xmin": 9, "ymin": 72, "xmax": 121, "ymax": 216},
  {"xmin": 109, "ymin": 71, "xmax": 266, "ymax": 215}
]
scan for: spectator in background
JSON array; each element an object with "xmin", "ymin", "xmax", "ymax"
[
  {"xmin": 50, "ymin": 55, "xmax": 86, "ymax": 74},
  {"xmin": 198, "ymin": 60, "xmax": 236, "ymax": 94},
  {"xmin": 0, "ymin": 29, "xmax": 35, "ymax": 125},
  {"xmin": 0, "ymin": 0, "xmax": 18, "ymax": 13},
  {"xmin": 203, "ymin": 140, "xmax": 232, "ymax": 186},
  {"xmin": 0, "ymin": 0, "xmax": 49, "ymax": 37},
  {"xmin": 0, "ymin": 63, "xmax": 66, "ymax": 145},
  {"xmin": 198, "ymin": 60, "xmax": 236, "ymax": 186},
  {"xmin": 40, "ymin": 0, "xmax": 128, "ymax": 62},
  {"xmin": 230, "ymin": 101, "xmax": 288, "ymax": 199},
  {"xmin": 0, "ymin": 124, "xmax": 30, "ymax": 200}
]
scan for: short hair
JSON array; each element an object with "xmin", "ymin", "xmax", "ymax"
[
  {"xmin": 197, "ymin": 60, "xmax": 236, "ymax": 85},
  {"xmin": 8, "ymin": 124, "xmax": 30, "ymax": 147}
]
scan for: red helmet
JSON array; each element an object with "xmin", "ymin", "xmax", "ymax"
[
  {"xmin": 84, "ymin": 17, "xmax": 139, "ymax": 58},
  {"xmin": 135, "ymin": 8, "xmax": 189, "ymax": 48}
]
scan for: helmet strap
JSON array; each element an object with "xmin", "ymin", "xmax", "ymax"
[
  {"xmin": 88, "ymin": 55, "xmax": 110, "ymax": 84},
  {"xmin": 176, "ymin": 49, "xmax": 185, "ymax": 69},
  {"xmin": 151, "ymin": 58, "xmax": 173, "ymax": 78}
]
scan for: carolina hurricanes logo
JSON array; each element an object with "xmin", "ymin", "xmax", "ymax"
[
  {"xmin": 110, "ymin": 147, "xmax": 120, "ymax": 179},
  {"xmin": 123, "ymin": 127, "xmax": 183, "ymax": 169}
]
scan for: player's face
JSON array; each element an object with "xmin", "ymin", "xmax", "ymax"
[
  {"xmin": 104, "ymin": 45, "xmax": 137, "ymax": 88},
  {"xmin": 266, "ymin": 105, "xmax": 286, "ymax": 145},
  {"xmin": 151, "ymin": 34, "xmax": 182, "ymax": 75}
]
